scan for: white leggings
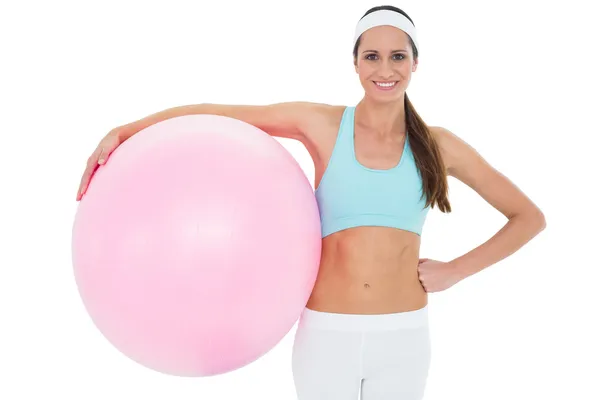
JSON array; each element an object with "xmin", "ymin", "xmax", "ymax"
[{"xmin": 291, "ymin": 305, "xmax": 431, "ymax": 400}]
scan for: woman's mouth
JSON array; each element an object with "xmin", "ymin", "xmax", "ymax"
[{"xmin": 373, "ymin": 81, "xmax": 398, "ymax": 91}]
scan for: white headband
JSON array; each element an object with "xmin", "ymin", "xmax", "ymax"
[{"xmin": 353, "ymin": 10, "xmax": 419, "ymax": 53}]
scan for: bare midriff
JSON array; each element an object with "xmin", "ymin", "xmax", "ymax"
[{"xmin": 305, "ymin": 226, "xmax": 428, "ymax": 315}]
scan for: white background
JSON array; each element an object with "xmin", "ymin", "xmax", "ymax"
[{"xmin": 1, "ymin": 0, "xmax": 598, "ymax": 399}]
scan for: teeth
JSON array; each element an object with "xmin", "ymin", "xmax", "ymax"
[{"xmin": 376, "ymin": 82, "xmax": 396, "ymax": 87}]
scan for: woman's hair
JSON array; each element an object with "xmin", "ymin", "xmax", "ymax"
[{"xmin": 353, "ymin": 5, "xmax": 451, "ymax": 213}]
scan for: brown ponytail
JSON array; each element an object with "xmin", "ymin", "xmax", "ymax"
[{"xmin": 404, "ymin": 93, "xmax": 451, "ymax": 212}]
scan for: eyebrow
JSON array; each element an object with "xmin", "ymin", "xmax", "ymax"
[{"xmin": 362, "ymin": 49, "xmax": 408, "ymax": 53}]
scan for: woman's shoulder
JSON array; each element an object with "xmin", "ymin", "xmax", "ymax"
[
  {"xmin": 291, "ymin": 102, "xmax": 349, "ymax": 140},
  {"xmin": 292, "ymin": 102, "xmax": 348, "ymax": 121},
  {"xmin": 427, "ymin": 125, "xmax": 481, "ymax": 175}
]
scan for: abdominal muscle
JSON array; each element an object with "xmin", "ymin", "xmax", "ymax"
[{"xmin": 305, "ymin": 226, "xmax": 428, "ymax": 315}]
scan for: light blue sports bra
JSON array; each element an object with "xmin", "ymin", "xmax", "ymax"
[{"xmin": 315, "ymin": 106, "xmax": 430, "ymax": 238}]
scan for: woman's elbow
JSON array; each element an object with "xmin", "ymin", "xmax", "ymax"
[{"xmin": 530, "ymin": 207, "xmax": 547, "ymax": 233}]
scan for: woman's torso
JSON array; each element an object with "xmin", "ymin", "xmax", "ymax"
[{"xmin": 301, "ymin": 105, "xmax": 428, "ymax": 315}]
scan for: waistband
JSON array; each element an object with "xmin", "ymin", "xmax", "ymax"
[{"xmin": 298, "ymin": 305, "xmax": 429, "ymax": 331}]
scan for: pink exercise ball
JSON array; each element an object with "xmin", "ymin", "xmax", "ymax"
[{"xmin": 71, "ymin": 114, "xmax": 321, "ymax": 376}]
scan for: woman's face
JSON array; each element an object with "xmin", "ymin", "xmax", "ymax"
[{"xmin": 354, "ymin": 25, "xmax": 418, "ymax": 103}]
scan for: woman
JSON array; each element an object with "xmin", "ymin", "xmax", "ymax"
[{"xmin": 76, "ymin": 5, "xmax": 546, "ymax": 400}]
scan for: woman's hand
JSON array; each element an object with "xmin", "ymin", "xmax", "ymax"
[
  {"xmin": 417, "ymin": 258, "xmax": 464, "ymax": 293},
  {"xmin": 76, "ymin": 128, "xmax": 125, "ymax": 201}
]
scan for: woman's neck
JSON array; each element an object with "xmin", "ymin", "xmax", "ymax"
[{"xmin": 355, "ymin": 96, "xmax": 406, "ymax": 138}]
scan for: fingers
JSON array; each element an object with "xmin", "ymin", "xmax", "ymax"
[
  {"xmin": 76, "ymin": 133, "xmax": 122, "ymax": 201},
  {"xmin": 97, "ymin": 147, "xmax": 107, "ymax": 165},
  {"xmin": 76, "ymin": 153, "xmax": 100, "ymax": 201},
  {"xmin": 77, "ymin": 138, "xmax": 115, "ymax": 201}
]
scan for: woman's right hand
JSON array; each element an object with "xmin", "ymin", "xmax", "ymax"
[{"xmin": 76, "ymin": 127, "xmax": 126, "ymax": 201}]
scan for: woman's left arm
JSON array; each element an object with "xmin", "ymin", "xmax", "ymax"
[{"xmin": 432, "ymin": 126, "xmax": 547, "ymax": 279}]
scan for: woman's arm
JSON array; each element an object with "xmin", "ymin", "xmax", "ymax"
[
  {"xmin": 431, "ymin": 126, "xmax": 546, "ymax": 278},
  {"xmin": 118, "ymin": 101, "xmax": 326, "ymax": 143}
]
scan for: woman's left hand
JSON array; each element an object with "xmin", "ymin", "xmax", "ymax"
[{"xmin": 417, "ymin": 258, "xmax": 464, "ymax": 293}]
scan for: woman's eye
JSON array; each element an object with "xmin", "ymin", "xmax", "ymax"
[{"xmin": 365, "ymin": 54, "xmax": 405, "ymax": 61}]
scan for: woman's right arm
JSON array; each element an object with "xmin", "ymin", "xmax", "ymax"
[
  {"xmin": 76, "ymin": 101, "xmax": 325, "ymax": 201},
  {"xmin": 120, "ymin": 102, "xmax": 321, "ymax": 142}
]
